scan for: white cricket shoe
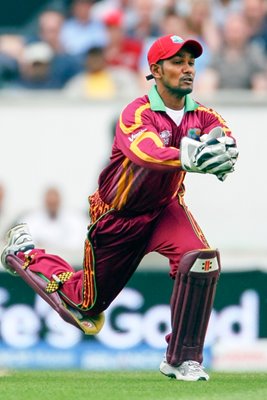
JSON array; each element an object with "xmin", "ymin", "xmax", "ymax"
[
  {"xmin": 160, "ymin": 359, "xmax": 209, "ymax": 381},
  {"xmin": 1, "ymin": 223, "xmax": 35, "ymax": 276}
]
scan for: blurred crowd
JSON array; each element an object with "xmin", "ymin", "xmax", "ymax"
[
  {"xmin": 0, "ymin": 0, "xmax": 267, "ymax": 98},
  {"xmin": 0, "ymin": 184, "xmax": 89, "ymax": 268}
]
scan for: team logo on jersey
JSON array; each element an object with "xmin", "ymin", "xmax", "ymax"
[
  {"xmin": 128, "ymin": 128, "xmax": 147, "ymax": 142},
  {"xmin": 170, "ymin": 35, "xmax": 184, "ymax": 44},
  {"xmin": 159, "ymin": 130, "xmax": 172, "ymax": 145},
  {"xmin": 187, "ymin": 128, "xmax": 201, "ymax": 140}
]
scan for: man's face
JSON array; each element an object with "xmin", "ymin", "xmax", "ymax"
[
  {"xmin": 45, "ymin": 188, "xmax": 61, "ymax": 218},
  {"xmin": 156, "ymin": 49, "xmax": 196, "ymax": 96}
]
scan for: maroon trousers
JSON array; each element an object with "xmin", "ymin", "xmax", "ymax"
[
  {"xmin": 21, "ymin": 194, "xmax": 208, "ymax": 317},
  {"xmin": 18, "ymin": 193, "xmax": 215, "ymax": 364}
]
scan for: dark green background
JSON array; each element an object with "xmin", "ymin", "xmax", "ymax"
[
  {"xmin": 0, "ymin": 1, "xmax": 51, "ymax": 28},
  {"xmin": 1, "ymin": 269, "xmax": 266, "ymax": 338}
]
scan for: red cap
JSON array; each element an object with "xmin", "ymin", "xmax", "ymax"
[
  {"xmin": 103, "ymin": 10, "xmax": 123, "ymax": 26},
  {"xmin": 146, "ymin": 34, "xmax": 203, "ymax": 80}
]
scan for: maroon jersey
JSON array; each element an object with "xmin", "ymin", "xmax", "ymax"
[{"xmin": 98, "ymin": 85, "xmax": 232, "ymax": 212}]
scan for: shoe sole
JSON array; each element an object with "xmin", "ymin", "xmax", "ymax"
[
  {"xmin": 160, "ymin": 370, "xmax": 207, "ymax": 381},
  {"xmin": 1, "ymin": 243, "xmax": 19, "ymax": 276},
  {"xmin": 160, "ymin": 363, "xmax": 209, "ymax": 381}
]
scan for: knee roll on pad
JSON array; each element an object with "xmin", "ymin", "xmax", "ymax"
[{"xmin": 166, "ymin": 249, "xmax": 221, "ymax": 366}]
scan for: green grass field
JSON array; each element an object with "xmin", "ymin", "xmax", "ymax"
[{"xmin": 1, "ymin": 370, "xmax": 267, "ymax": 400}]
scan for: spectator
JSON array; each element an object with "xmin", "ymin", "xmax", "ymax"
[
  {"xmin": 103, "ymin": 9, "xmax": 143, "ymax": 73},
  {"xmin": 157, "ymin": 7, "xmax": 189, "ymax": 37},
  {"xmin": 64, "ymin": 45, "xmax": 141, "ymax": 100},
  {"xmin": 0, "ymin": 53, "xmax": 19, "ymax": 89},
  {"xmin": 127, "ymin": 0, "xmax": 161, "ymax": 40},
  {"xmin": 197, "ymin": 13, "xmax": 267, "ymax": 93},
  {"xmin": 157, "ymin": 0, "xmax": 193, "ymax": 17},
  {"xmin": 14, "ymin": 41, "xmax": 65, "ymax": 89},
  {"xmin": 92, "ymin": 0, "xmax": 136, "ymax": 29},
  {"xmin": 185, "ymin": 0, "xmax": 221, "ymax": 53},
  {"xmin": 16, "ymin": 187, "xmax": 88, "ymax": 265},
  {"xmin": 60, "ymin": 0, "xmax": 108, "ymax": 57},
  {"xmin": 242, "ymin": 0, "xmax": 267, "ymax": 54},
  {"xmin": 211, "ymin": 0, "xmax": 242, "ymax": 29},
  {"xmin": 0, "ymin": 35, "xmax": 25, "ymax": 62},
  {"xmin": 34, "ymin": 10, "xmax": 82, "ymax": 86},
  {"xmin": 182, "ymin": 0, "xmax": 221, "ymax": 85},
  {"xmin": 0, "ymin": 35, "xmax": 25, "ymax": 88},
  {"xmin": 38, "ymin": 9, "xmax": 66, "ymax": 53}
]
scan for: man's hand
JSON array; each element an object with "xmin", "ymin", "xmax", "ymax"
[
  {"xmin": 180, "ymin": 136, "xmax": 205, "ymax": 173},
  {"xmin": 180, "ymin": 127, "xmax": 238, "ymax": 180},
  {"xmin": 198, "ymin": 127, "xmax": 238, "ymax": 180},
  {"xmin": 195, "ymin": 138, "xmax": 238, "ymax": 172}
]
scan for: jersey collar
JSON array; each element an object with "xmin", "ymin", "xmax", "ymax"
[{"xmin": 148, "ymin": 85, "xmax": 199, "ymax": 112}]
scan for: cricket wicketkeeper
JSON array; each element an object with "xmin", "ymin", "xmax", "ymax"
[{"xmin": 1, "ymin": 34, "xmax": 238, "ymax": 381}]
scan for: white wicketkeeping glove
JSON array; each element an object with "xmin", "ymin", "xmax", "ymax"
[
  {"xmin": 180, "ymin": 127, "xmax": 238, "ymax": 180},
  {"xmin": 180, "ymin": 136, "xmax": 205, "ymax": 173},
  {"xmin": 199, "ymin": 127, "xmax": 238, "ymax": 180}
]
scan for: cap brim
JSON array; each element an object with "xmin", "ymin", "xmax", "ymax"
[
  {"xmin": 162, "ymin": 39, "xmax": 203, "ymax": 60},
  {"xmin": 181, "ymin": 39, "xmax": 203, "ymax": 58}
]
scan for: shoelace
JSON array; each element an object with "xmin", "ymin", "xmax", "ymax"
[
  {"xmin": 186, "ymin": 361, "xmax": 205, "ymax": 372},
  {"xmin": 17, "ymin": 235, "xmax": 32, "ymax": 244}
]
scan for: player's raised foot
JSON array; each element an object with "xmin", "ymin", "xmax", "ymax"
[
  {"xmin": 63, "ymin": 304, "xmax": 106, "ymax": 335},
  {"xmin": 160, "ymin": 359, "xmax": 209, "ymax": 381},
  {"xmin": 1, "ymin": 223, "xmax": 35, "ymax": 276}
]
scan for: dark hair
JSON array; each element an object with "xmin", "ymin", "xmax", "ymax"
[{"xmin": 85, "ymin": 46, "xmax": 105, "ymax": 57}]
